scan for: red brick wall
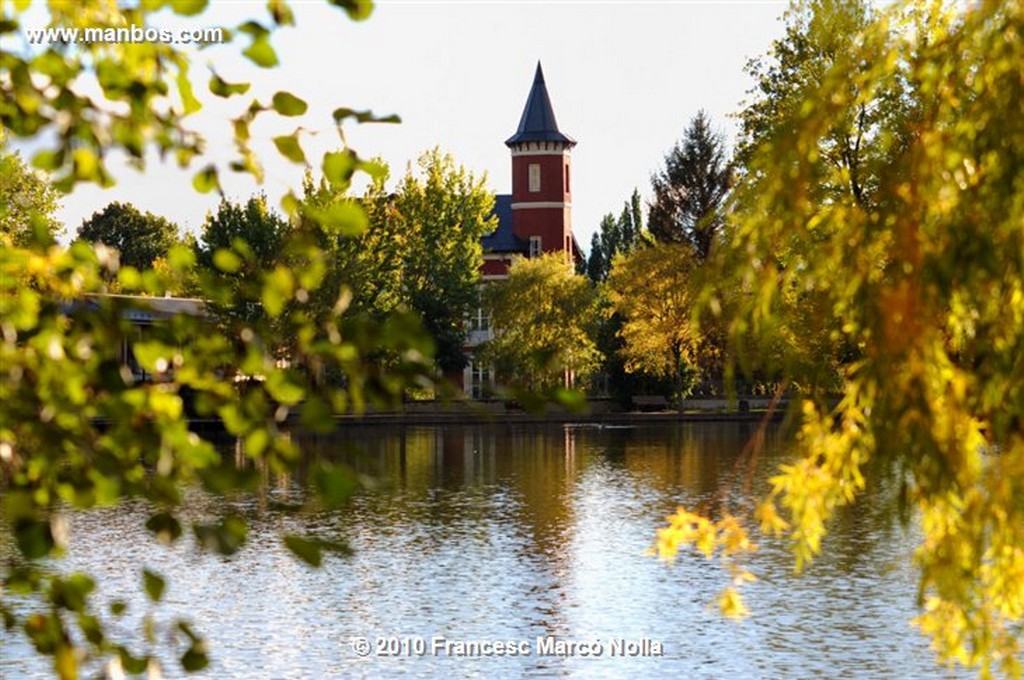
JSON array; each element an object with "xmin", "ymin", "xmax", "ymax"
[{"xmin": 511, "ymin": 153, "xmax": 570, "ymax": 204}]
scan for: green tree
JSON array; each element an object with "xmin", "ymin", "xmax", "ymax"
[
  {"xmin": 192, "ymin": 195, "xmax": 295, "ymax": 344},
  {"xmin": 736, "ymin": 0, "xmax": 911, "ymax": 208},
  {"xmin": 76, "ymin": 201, "xmax": 180, "ymax": 271},
  {"xmin": 659, "ymin": 1, "xmax": 1024, "ymax": 676},
  {"xmin": 584, "ymin": 190, "xmax": 656, "ymax": 401},
  {"xmin": 585, "ymin": 216, "xmax": 612, "ymax": 282},
  {"xmin": 480, "ymin": 254, "xmax": 600, "ymax": 392},
  {"xmin": 196, "ymin": 195, "xmax": 290, "ymax": 272},
  {"xmin": 392, "ymin": 148, "xmax": 496, "ymax": 375},
  {"xmin": 0, "ymin": 139, "xmax": 62, "ymax": 246},
  {"xmin": 296, "ymin": 165, "xmax": 406, "ymax": 321},
  {"xmin": 606, "ymin": 243, "xmax": 701, "ymax": 404},
  {"xmin": 648, "ymin": 110, "xmax": 731, "ymax": 260},
  {"xmin": 585, "ymin": 189, "xmax": 644, "ymax": 283}
]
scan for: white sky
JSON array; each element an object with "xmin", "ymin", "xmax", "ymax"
[{"xmin": 30, "ymin": 1, "xmax": 791, "ymax": 251}]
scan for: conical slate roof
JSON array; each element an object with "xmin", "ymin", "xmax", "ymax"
[{"xmin": 505, "ymin": 62, "xmax": 575, "ymax": 147}]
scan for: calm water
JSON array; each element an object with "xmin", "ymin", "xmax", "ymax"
[{"xmin": 2, "ymin": 422, "xmax": 963, "ymax": 678}]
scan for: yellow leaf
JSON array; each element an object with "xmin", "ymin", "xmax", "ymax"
[{"xmin": 718, "ymin": 587, "xmax": 749, "ymax": 619}]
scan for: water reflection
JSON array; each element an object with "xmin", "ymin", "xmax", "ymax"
[{"xmin": 2, "ymin": 423, "xmax": 965, "ymax": 679}]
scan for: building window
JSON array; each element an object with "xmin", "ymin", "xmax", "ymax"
[
  {"xmin": 469, "ymin": 287, "xmax": 490, "ymax": 332},
  {"xmin": 471, "ymin": 362, "xmax": 492, "ymax": 399},
  {"xmin": 529, "ymin": 235, "xmax": 542, "ymax": 257},
  {"xmin": 565, "ymin": 164, "xmax": 570, "ymax": 192},
  {"xmin": 529, "ymin": 163, "xmax": 541, "ymax": 192}
]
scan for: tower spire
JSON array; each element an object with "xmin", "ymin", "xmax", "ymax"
[{"xmin": 505, "ymin": 61, "xmax": 575, "ymax": 147}]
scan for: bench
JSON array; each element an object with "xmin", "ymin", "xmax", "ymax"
[{"xmin": 632, "ymin": 395, "xmax": 670, "ymax": 412}]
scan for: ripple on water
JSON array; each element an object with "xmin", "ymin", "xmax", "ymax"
[{"xmin": 1, "ymin": 423, "xmax": 970, "ymax": 679}]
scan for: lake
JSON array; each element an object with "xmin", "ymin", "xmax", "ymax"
[{"xmin": 1, "ymin": 422, "xmax": 964, "ymax": 678}]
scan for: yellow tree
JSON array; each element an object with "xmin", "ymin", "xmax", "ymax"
[
  {"xmin": 658, "ymin": 0, "xmax": 1024, "ymax": 676},
  {"xmin": 606, "ymin": 243, "xmax": 702, "ymax": 403},
  {"xmin": 480, "ymin": 254, "xmax": 600, "ymax": 392}
]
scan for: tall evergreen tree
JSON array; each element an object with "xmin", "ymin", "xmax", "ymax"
[
  {"xmin": 586, "ymin": 232, "xmax": 605, "ymax": 282},
  {"xmin": 585, "ymin": 189, "xmax": 644, "ymax": 283},
  {"xmin": 648, "ymin": 111, "xmax": 730, "ymax": 260}
]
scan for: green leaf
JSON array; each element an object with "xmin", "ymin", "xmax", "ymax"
[
  {"xmin": 332, "ymin": 107, "xmax": 400, "ymax": 125},
  {"xmin": 552, "ymin": 388, "xmax": 588, "ymax": 413},
  {"xmin": 176, "ymin": 66, "xmax": 201, "ymax": 115},
  {"xmin": 272, "ymin": 91, "xmax": 307, "ymax": 117},
  {"xmin": 181, "ymin": 646, "xmax": 209, "ymax": 671},
  {"xmin": 171, "ymin": 0, "xmax": 208, "ymax": 15},
  {"xmin": 199, "ymin": 462, "xmax": 262, "ymax": 495},
  {"xmin": 192, "ymin": 516, "xmax": 248, "ymax": 555},
  {"xmin": 15, "ymin": 518, "xmax": 54, "ymax": 559},
  {"xmin": 313, "ymin": 462, "xmax": 357, "ymax": 509},
  {"xmin": 192, "ymin": 165, "xmax": 220, "ymax": 194},
  {"xmin": 244, "ymin": 428, "xmax": 270, "ymax": 457},
  {"xmin": 273, "ymin": 134, "xmax": 305, "ymax": 164},
  {"xmin": 31, "ymin": 149, "xmax": 62, "ymax": 171},
  {"xmin": 145, "ymin": 512, "xmax": 183, "ymax": 543},
  {"xmin": 213, "ymin": 248, "xmax": 242, "ymax": 273},
  {"xmin": 168, "ymin": 244, "xmax": 196, "ymax": 270},
  {"xmin": 131, "ymin": 340, "xmax": 174, "ymax": 374},
  {"xmin": 307, "ymin": 200, "xmax": 367, "ymax": 236},
  {"xmin": 284, "ymin": 534, "xmax": 323, "ymax": 567},
  {"xmin": 233, "ymin": 116, "xmax": 251, "ymax": 142},
  {"xmin": 300, "ymin": 396, "xmax": 334, "ymax": 433},
  {"xmin": 359, "ymin": 157, "xmax": 389, "ymax": 180},
  {"xmin": 80, "ymin": 614, "xmax": 104, "ymax": 645},
  {"xmin": 261, "ymin": 266, "xmax": 294, "ymax": 317},
  {"xmin": 177, "ymin": 620, "xmax": 201, "ymax": 643},
  {"xmin": 117, "ymin": 266, "xmax": 142, "ymax": 291},
  {"xmin": 280, "ymin": 191, "xmax": 300, "ymax": 218},
  {"xmin": 268, "ymin": 0, "xmax": 295, "ymax": 25},
  {"xmin": 110, "ymin": 600, "xmax": 128, "ymax": 617},
  {"xmin": 143, "ymin": 569, "xmax": 165, "ymax": 602},
  {"xmin": 243, "ymin": 35, "xmax": 278, "ymax": 68},
  {"xmin": 52, "ymin": 574, "xmax": 96, "ymax": 612},
  {"xmin": 322, "ymin": 150, "xmax": 355, "ymax": 187},
  {"xmin": 209, "ymin": 73, "xmax": 250, "ymax": 98},
  {"xmin": 265, "ymin": 370, "xmax": 304, "ymax": 405},
  {"xmin": 328, "ymin": 0, "xmax": 374, "ymax": 21},
  {"xmin": 73, "ymin": 149, "xmax": 100, "ymax": 181},
  {"xmin": 118, "ymin": 647, "xmax": 149, "ymax": 674}
]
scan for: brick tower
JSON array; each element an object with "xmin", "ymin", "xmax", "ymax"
[{"xmin": 505, "ymin": 62, "xmax": 577, "ymax": 261}]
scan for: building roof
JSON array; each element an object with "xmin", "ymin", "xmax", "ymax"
[
  {"xmin": 63, "ymin": 294, "xmax": 208, "ymax": 324},
  {"xmin": 482, "ymin": 194, "xmax": 528, "ymax": 254},
  {"xmin": 505, "ymin": 62, "xmax": 576, "ymax": 148}
]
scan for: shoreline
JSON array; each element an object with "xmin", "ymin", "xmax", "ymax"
[{"xmin": 172, "ymin": 405, "xmax": 790, "ymax": 434}]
